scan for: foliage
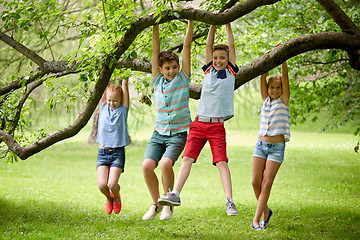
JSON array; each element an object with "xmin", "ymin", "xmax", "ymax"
[{"xmin": 1, "ymin": 0, "xmax": 360, "ymax": 159}]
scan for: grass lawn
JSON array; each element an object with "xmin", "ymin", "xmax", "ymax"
[{"xmin": 1, "ymin": 125, "xmax": 359, "ymax": 239}]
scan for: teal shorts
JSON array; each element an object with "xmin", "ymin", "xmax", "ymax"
[{"xmin": 143, "ymin": 130, "xmax": 187, "ymax": 165}]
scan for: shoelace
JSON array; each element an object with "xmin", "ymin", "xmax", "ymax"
[
  {"xmin": 226, "ymin": 201, "xmax": 236, "ymax": 209},
  {"xmin": 163, "ymin": 188, "xmax": 173, "ymax": 197}
]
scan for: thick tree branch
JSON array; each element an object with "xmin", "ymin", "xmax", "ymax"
[
  {"xmin": 234, "ymin": 32, "xmax": 360, "ymax": 90},
  {"xmin": 116, "ymin": 32, "xmax": 360, "ymax": 99},
  {"xmin": 316, "ymin": 0, "xmax": 360, "ymax": 34}
]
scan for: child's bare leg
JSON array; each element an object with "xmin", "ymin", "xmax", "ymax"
[
  {"xmin": 252, "ymin": 157, "xmax": 266, "ymax": 199},
  {"xmin": 108, "ymin": 167, "xmax": 122, "ymax": 202},
  {"xmin": 159, "ymin": 157, "xmax": 174, "ymax": 193},
  {"xmin": 173, "ymin": 156, "xmax": 195, "ymax": 193},
  {"xmin": 216, "ymin": 161, "xmax": 233, "ymax": 198},
  {"xmin": 252, "ymin": 156, "xmax": 267, "ymax": 221},
  {"xmin": 253, "ymin": 161, "xmax": 281, "ymax": 226},
  {"xmin": 97, "ymin": 166, "xmax": 112, "ymax": 202},
  {"xmin": 142, "ymin": 159, "xmax": 160, "ymax": 205}
]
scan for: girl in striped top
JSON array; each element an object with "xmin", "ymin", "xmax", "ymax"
[{"xmin": 251, "ymin": 58, "xmax": 290, "ymax": 231}]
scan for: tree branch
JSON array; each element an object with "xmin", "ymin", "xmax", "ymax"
[
  {"xmin": 0, "ymin": 61, "xmax": 75, "ymax": 96},
  {"xmin": 0, "ymin": 31, "xmax": 47, "ymax": 67},
  {"xmin": 316, "ymin": 0, "xmax": 360, "ymax": 34},
  {"xmin": 234, "ymin": 32, "xmax": 360, "ymax": 90}
]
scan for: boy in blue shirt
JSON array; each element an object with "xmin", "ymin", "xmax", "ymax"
[
  {"xmin": 142, "ymin": 16, "xmax": 194, "ymax": 221},
  {"xmin": 158, "ymin": 22, "xmax": 239, "ymax": 217}
]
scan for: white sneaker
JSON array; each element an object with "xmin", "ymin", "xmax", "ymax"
[
  {"xmin": 142, "ymin": 204, "xmax": 163, "ymax": 220},
  {"xmin": 160, "ymin": 206, "xmax": 173, "ymax": 220},
  {"xmin": 225, "ymin": 197, "xmax": 238, "ymax": 216}
]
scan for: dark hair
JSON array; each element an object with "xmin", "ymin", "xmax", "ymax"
[
  {"xmin": 158, "ymin": 51, "xmax": 179, "ymax": 67},
  {"xmin": 213, "ymin": 44, "xmax": 229, "ymax": 55}
]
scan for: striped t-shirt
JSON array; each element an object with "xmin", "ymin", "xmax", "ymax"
[
  {"xmin": 152, "ymin": 69, "xmax": 191, "ymax": 135},
  {"xmin": 258, "ymin": 96, "xmax": 290, "ymax": 142}
]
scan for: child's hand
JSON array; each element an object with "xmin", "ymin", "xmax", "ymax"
[{"xmin": 261, "ymin": 72, "xmax": 268, "ymax": 78}]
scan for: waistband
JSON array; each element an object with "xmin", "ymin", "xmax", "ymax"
[
  {"xmin": 196, "ymin": 116, "xmax": 224, "ymax": 123},
  {"xmin": 257, "ymin": 138, "xmax": 285, "ymax": 147},
  {"xmin": 98, "ymin": 147, "xmax": 124, "ymax": 154}
]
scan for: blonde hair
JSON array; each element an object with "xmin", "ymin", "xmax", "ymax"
[{"xmin": 100, "ymin": 84, "xmax": 123, "ymax": 105}]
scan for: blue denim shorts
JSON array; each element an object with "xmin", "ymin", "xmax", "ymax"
[
  {"xmin": 97, "ymin": 147, "xmax": 125, "ymax": 171},
  {"xmin": 143, "ymin": 130, "xmax": 187, "ymax": 165},
  {"xmin": 253, "ymin": 138, "xmax": 285, "ymax": 164}
]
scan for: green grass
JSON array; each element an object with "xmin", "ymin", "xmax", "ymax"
[{"xmin": 1, "ymin": 126, "xmax": 359, "ymax": 239}]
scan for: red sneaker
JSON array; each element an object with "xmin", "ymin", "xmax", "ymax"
[
  {"xmin": 106, "ymin": 201, "xmax": 113, "ymax": 214},
  {"xmin": 105, "ymin": 192, "xmax": 114, "ymax": 214},
  {"xmin": 113, "ymin": 193, "xmax": 122, "ymax": 214}
]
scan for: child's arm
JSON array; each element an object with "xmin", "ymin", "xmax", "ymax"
[
  {"xmin": 226, "ymin": 23, "xmax": 236, "ymax": 65},
  {"xmin": 122, "ymin": 78, "xmax": 130, "ymax": 108},
  {"xmin": 99, "ymin": 88, "xmax": 107, "ymax": 106},
  {"xmin": 260, "ymin": 72, "xmax": 268, "ymax": 102},
  {"xmin": 205, "ymin": 25, "xmax": 216, "ymax": 65},
  {"xmin": 152, "ymin": 24, "xmax": 160, "ymax": 79},
  {"xmin": 182, "ymin": 19, "xmax": 194, "ymax": 77},
  {"xmin": 280, "ymin": 61, "xmax": 290, "ymax": 106}
]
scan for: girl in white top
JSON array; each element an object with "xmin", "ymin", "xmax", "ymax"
[{"xmin": 251, "ymin": 53, "xmax": 290, "ymax": 230}]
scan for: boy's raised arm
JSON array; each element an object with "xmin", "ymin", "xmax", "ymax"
[
  {"xmin": 226, "ymin": 23, "xmax": 236, "ymax": 65},
  {"xmin": 152, "ymin": 24, "xmax": 160, "ymax": 79},
  {"xmin": 280, "ymin": 61, "xmax": 290, "ymax": 106},
  {"xmin": 182, "ymin": 19, "xmax": 194, "ymax": 77},
  {"xmin": 205, "ymin": 25, "xmax": 216, "ymax": 65}
]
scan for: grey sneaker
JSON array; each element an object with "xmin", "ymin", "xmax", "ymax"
[
  {"xmin": 226, "ymin": 197, "xmax": 238, "ymax": 216},
  {"xmin": 142, "ymin": 204, "xmax": 163, "ymax": 220},
  {"xmin": 158, "ymin": 192, "xmax": 181, "ymax": 206},
  {"xmin": 159, "ymin": 206, "xmax": 174, "ymax": 220}
]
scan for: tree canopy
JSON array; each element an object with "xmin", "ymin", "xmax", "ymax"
[{"xmin": 1, "ymin": 0, "xmax": 360, "ymax": 160}]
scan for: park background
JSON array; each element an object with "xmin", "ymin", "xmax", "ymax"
[{"xmin": 1, "ymin": 0, "xmax": 360, "ymax": 239}]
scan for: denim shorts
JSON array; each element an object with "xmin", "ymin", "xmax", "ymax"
[
  {"xmin": 143, "ymin": 130, "xmax": 187, "ymax": 165},
  {"xmin": 253, "ymin": 138, "xmax": 285, "ymax": 164},
  {"xmin": 97, "ymin": 147, "xmax": 125, "ymax": 171}
]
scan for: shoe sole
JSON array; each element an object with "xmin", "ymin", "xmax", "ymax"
[
  {"xmin": 227, "ymin": 213, "xmax": 238, "ymax": 216},
  {"xmin": 158, "ymin": 199, "xmax": 181, "ymax": 206}
]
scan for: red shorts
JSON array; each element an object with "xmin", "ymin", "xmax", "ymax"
[{"xmin": 182, "ymin": 119, "xmax": 228, "ymax": 165}]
